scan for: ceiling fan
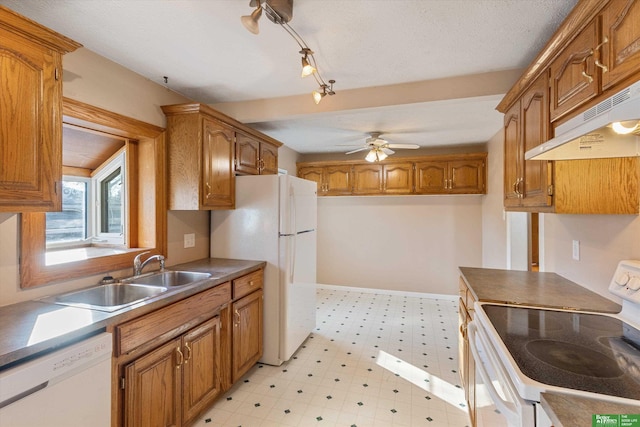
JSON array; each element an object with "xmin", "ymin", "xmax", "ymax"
[{"xmin": 345, "ymin": 132, "xmax": 420, "ymax": 162}]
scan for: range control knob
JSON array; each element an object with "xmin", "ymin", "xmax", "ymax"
[
  {"xmin": 615, "ymin": 272, "xmax": 630, "ymax": 286},
  {"xmin": 627, "ymin": 276, "xmax": 640, "ymax": 291}
]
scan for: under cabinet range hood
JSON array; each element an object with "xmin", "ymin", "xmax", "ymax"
[{"xmin": 526, "ymin": 80, "xmax": 640, "ymax": 160}]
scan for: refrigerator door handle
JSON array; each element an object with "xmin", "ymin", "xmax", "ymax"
[{"xmin": 289, "ymin": 184, "xmax": 297, "ymax": 283}]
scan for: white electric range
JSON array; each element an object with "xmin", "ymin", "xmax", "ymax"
[{"xmin": 469, "ymin": 260, "xmax": 640, "ymax": 427}]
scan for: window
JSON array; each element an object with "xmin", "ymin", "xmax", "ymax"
[{"xmin": 20, "ymin": 98, "xmax": 167, "ymax": 288}]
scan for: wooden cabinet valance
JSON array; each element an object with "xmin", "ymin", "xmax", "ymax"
[{"xmin": 298, "ymin": 153, "xmax": 487, "ymax": 197}]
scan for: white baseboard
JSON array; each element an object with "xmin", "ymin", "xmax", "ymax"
[{"xmin": 316, "ymin": 283, "xmax": 458, "ymax": 302}]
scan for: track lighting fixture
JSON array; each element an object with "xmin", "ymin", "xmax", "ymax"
[
  {"xmin": 312, "ymin": 80, "xmax": 335, "ymax": 105},
  {"xmin": 241, "ymin": 0, "xmax": 336, "ymax": 104}
]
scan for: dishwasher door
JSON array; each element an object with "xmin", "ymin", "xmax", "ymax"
[{"xmin": 0, "ymin": 332, "xmax": 112, "ymax": 427}]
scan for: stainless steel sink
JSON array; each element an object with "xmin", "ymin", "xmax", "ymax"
[
  {"xmin": 41, "ymin": 283, "xmax": 168, "ymax": 312},
  {"xmin": 123, "ymin": 271, "xmax": 211, "ymax": 287}
]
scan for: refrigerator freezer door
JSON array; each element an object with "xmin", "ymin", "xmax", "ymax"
[
  {"xmin": 279, "ymin": 175, "xmax": 317, "ymax": 235},
  {"xmin": 280, "ymin": 229, "xmax": 317, "ymax": 361}
]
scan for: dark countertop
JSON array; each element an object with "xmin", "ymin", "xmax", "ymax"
[
  {"xmin": 459, "ymin": 267, "xmax": 634, "ymax": 420},
  {"xmin": 459, "ymin": 267, "xmax": 621, "ymax": 313},
  {"xmin": 0, "ymin": 258, "xmax": 265, "ymax": 370},
  {"xmin": 541, "ymin": 393, "xmax": 640, "ymax": 426}
]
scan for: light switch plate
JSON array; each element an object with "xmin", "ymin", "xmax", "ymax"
[
  {"xmin": 184, "ymin": 233, "xmax": 196, "ymax": 248},
  {"xmin": 572, "ymin": 240, "xmax": 580, "ymax": 261}
]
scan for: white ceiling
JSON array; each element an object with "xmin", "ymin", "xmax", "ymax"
[{"xmin": 1, "ymin": 0, "xmax": 578, "ymax": 155}]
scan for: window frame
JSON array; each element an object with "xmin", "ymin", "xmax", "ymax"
[
  {"xmin": 20, "ymin": 98, "xmax": 167, "ymax": 289},
  {"xmin": 93, "ymin": 150, "xmax": 126, "ymax": 244},
  {"xmin": 45, "ymin": 175, "xmax": 92, "ymax": 249}
]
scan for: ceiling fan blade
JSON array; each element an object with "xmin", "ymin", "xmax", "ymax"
[
  {"xmin": 382, "ymin": 148, "xmax": 395, "ymax": 155},
  {"xmin": 387, "ymin": 143, "xmax": 420, "ymax": 149},
  {"xmin": 345, "ymin": 147, "xmax": 369, "ymax": 155}
]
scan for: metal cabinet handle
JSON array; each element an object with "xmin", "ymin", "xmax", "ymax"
[
  {"xmin": 184, "ymin": 343, "xmax": 192, "ymax": 364},
  {"xmin": 176, "ymin": 347, "xmax": 184, "ymax": 368},
  {"xmin": 594, "ymin": 36, "xmax": 609, "ymax": 72},
  {"xmin": 581, "ymin": 50, "xmax": 595, "ymax": 83},
  {"xmin": 234, "ymin": 309, "xmax": 240, "ymax": 326}
]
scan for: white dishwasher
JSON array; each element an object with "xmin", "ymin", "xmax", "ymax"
[{"xmin": 0, "ymin": 332, "xmax": 112, "ymax": 427}]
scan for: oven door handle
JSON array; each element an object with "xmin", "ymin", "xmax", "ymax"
[{"xmin": 468, "ymin": 321, "xmax": 521, "ymax": 426}]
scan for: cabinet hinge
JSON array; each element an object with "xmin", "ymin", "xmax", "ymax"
[
  {"xmin": 55, "ymin": 68, "xmax": 60, "ymax": 81},
  {"xmin": 547, "ymin": 184, "xmax": 554, "ymax": 196},
  {"xmin": 120, "ymin": 377, "xmax": 126, "ymax": 390}
]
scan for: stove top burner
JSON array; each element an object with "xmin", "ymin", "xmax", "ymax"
[
  {"xmin": 526, "ymin": 340, "xmax": 623, "ymax": 378},
  {"xmin": 483, "ymin": 304, "xmax": 640, "ymax": 401}
]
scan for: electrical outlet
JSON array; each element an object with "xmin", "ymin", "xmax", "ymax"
[
  {"xmin": 184, "ymin": 233, "xmax": 196, "ymax": 248},
  {"xmin": 572, "ymin": 240, "xmax": 580, "ymax": 261}
]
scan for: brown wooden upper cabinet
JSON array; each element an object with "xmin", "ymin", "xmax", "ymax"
[
  {"xmin": 162, "ymin": 103, "xmax": 283, "ymax": 210},
  {"xmin": 415, "ymin": 154, "xmax": 486, "ymax": 195},
  {"xmin": 298, "ymin": 164, "xmax": 353, "ymax": 196},
  {"xmin": 549, "ymin": 19, "xmax": 600, "ymax": 122},
  {"xmin": 497, "ymin": 0, "xmax": 640, "ymax": 214},
  {"xmin": 298, "ymin": 153, "xmax": 487, "ymax": 197},
  {"xmin": 0, "ymin": 7, "xmax": 80, "ymax": 212},
  {"xmin": 235, "ymin": 133, "xmax": 279, "ymax": 175},
  {"xmin": 503, "ymin": 72, "xmax": 553, "ymax": 210},
  {"xmin": 600, "ymin": 0, "xmax": 640, "ymax": 91}
]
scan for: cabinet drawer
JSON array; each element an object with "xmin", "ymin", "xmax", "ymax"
[
  {"xmin": 233, "ymin": 270, "xmax": 263, "ymax": 300},
  {"xmin": 117, "ymin": 282, "xmax": 231, "ymax": 355}
]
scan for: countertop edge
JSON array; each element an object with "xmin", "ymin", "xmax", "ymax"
[{"xmin": 0, "ymin": 258, "xmax": 266, "ymax": 370}]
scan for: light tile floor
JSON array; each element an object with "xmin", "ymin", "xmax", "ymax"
[{"xmin": 195, "ymin": 287, "xmax": 470, "ymax": 427}]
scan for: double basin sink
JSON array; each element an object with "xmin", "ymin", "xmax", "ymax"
[{"xmin": 41, "ymin": 271, "xmax": 212, "ymax": 312}]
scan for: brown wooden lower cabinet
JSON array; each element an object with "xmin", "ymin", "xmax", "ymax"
[
  {"xmin": 458, "ymin": 277, "xmax": 477, "ymax": 426},
  {"xmin": 115, "ymin": 269, "xmax": 264, "ymax": 427},
  {"xmin": 232, "ymin": 288, "xmax": 263, "ymax": 383},
  {"xmin": 123, "ymin": 317, "xmax": 221, "ymax": 427}
]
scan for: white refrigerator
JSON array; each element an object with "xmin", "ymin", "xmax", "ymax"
[{"xmin": 210, "ymin": 174, "xmax": 317, "ymax": 366}]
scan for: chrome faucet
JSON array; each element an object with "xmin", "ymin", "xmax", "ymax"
[{"xmin": 133, "ymin": 251, "xmax": 165, "ymax": 276}]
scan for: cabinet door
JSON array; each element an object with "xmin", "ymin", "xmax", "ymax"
[
  {"xmin": 352, "ymin": 164, "xmax": 383, "ymax": 195},
  {"xmin": 298, "ymin": 167, "xmax": 324, "ymax": 193},
  {"xmin": 124, "ymin": 338, "xmax": 182, "ymax": 427},
  {"xmin": 182, "ymin": 317, "xmax": 222, "ymax": 424},
  {"xmin": 549, "ymin": 20, "xmax": 599, "ymax": 121},
  {"xmin": 383, "ymin": 162, "xmax": 414, "ymax": 194},
  {"xmin": 260, "ymin": 142, "xmax": 279, "ymax": 175},
  {"xmin": 415, "ymin": 161, "xmax": 447, "ymax": 194},
  {"xmin": 503, "ymin": 102, "xmax": 521, "ymax": 207},
  {"xmin": 325, "ymin": 165, "xmax": 353, "ymax": 195},
  {"xmin": 601, "ymin": 0, "xmax": 640, "ymax": 90},
  {"xmin": 521, "ymin": 72, "xmax": 552, "ymax": 207},
  {"xmin": 235, "ymin": 133, "xmax": 260, "ymax": 175},
  {"xmin": 202, "ymin": 118, "xmax": 235, "ymax": 209},
  {"xmin": 449, "ymin": 159, "xmax": 486, "ymax": 194},
  {"xmin": 232, "ymin": 289, "xmax": 263, "ymax": 383},
  {"xmin": 0, "ymin": 27, "xmax": 61, "ymax": 212}
]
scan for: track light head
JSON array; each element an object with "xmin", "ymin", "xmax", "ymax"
[{"xmin": 241, "ymin": 3, "xmax": 263, "ymax": 34}]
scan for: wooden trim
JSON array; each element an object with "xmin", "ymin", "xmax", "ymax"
[
  {"xmin": 0, "ymin": 5, "xmax": 82, "ymax": 53},
  {"xmin": 161, "ymin": 103, "xmax": 283, "ymax": 147},
  {"xmin": 496, "ymin": 0, "xmax": 609, "ymax": 112},
  {"xmin": 20, "ymin": 99, "xmax": 167, "ymax": 288}
]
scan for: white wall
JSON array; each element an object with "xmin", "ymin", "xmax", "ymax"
[
  {"xmin": 316, "ymin": 195, "xmax": 483, "ymax": 295},
  {"xmin": 541, "ymin": 213, "xmax": 640, "ymax": 301},
  {"xmin": 481, "ymin": 130, "xmax": 508, "ymax": 269}
]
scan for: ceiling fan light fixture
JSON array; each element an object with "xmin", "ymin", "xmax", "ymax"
[
  {"xmin": 241, "ymin": 3, "xmax": 263, "ymax": 34},
  {"xmin": 365, "ymin": 149, "xmax": 378, "ymax": 162},
  {"xmin": 376, "ymin": 150, "xmax": 388, "ymax": 161}
]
